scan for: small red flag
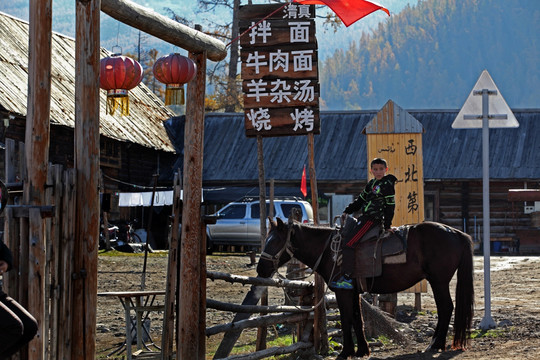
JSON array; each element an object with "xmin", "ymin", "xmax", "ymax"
[
  {"xmin": 301, "ymin": 165, "xmax": 308, "ymax": 197},
  {"xmin": 295, "ymin": 0, "xmax": 390, "ymax": 27}
]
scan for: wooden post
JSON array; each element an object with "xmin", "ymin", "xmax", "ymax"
[
  {"xmin": 161, "ymin": 171, "xmax": 181, "ymax": 359},
  {"xmin": 72, "ymin": 0, "xmax": 101, "ymax": 358},
  {"xmin": 308, "ymin": 133, "xmax": 328, "ymax": 353},
  {"xmin": 255, "ymin": 135, "xmax": 268, "ymax": 352},
  {"xmin": 25, "ymin": 0, "xmax": 53, "ymax": 357},
  {"xmin": 199, "ymin": 217, "xmax": 208, "ymax": 359},
  {"xmin": 178, "ymin": 39, "xmax": 207, "ymax": 359},
  {"xmin": 25, "ymin": 0, "xmax": 52, "ymax": 206}
]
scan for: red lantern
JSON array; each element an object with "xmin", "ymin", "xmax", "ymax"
[
  {"xmin": 100, "ymin": 55, "xmax": 143, "ymax": 116},
  {"xmin": 153, "ymin": 53, "xmax": 197, "ymax": 106}
]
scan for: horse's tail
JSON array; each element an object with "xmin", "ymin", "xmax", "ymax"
[{"xmin": 452, "ymin": 232, "xmax": 475, "ymax": 350}]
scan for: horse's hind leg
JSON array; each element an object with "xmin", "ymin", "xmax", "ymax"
[
  {"xmin": 352, "ymin": 292, "xmax": 370, "ymax": 357},
  {"xmin": 426, "ymin": 280, "xmax": 454, "ymax": 352}
]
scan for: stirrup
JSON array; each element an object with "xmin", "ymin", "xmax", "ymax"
[{"xmin": 330, "ymin": 275, "xmax": 354, "ymax": 290}]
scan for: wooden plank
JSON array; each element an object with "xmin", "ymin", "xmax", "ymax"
[
  {"xmin": 240, "ymin": 48, "xmax": 318, "ymax": 80},
  {"xmin": 239, "ymin": 22, "xmax": 317, "ymax": 47},
  {"xmin": 161, "ymin": 171, "xmax": 181, "ymax": 359},
  {"xmin": 178, "ymin": 48, "xmax": 207, "ymax": 360},
  {"xmin": 238, "ymin": 3, "xmax": 315, "ymax": 21},
  {"xmin": 48, "ymin": 165, "xmax": 63, "ymax": 359},
  {"xmin": 244, "ymin": 107, "xmax": 320, "ymax": 138},
  {"xmin": 28, "ymin": 207, "xmax": 46, "ymax": 359},
  {"xmin": 100, "ymin": 0, "xmax": 226, "ymax": 61},
  {"xmin": 59, "ymin": 169, "xmax": 76, "ymax": 358},
  {"xmin": 508, "ymin": 189, "xmax": 540, "ymax": 202},
  {"xmin": 6, "ymin": 205, "xmax": 55, "ymax": 218},
  {"xmin": 242, "ymin": 79, "xmax": 319, "ymax": 108},
  {"xmin": 3, "ymin": 208, "xmax": 18, "ymax": 296}
]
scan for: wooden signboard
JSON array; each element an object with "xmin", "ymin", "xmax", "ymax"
[
  {"xmin": 364, "ymin": 100, "xmax": 426, "ymax": 295},
  {"xmin": 364, "ymin": 100, "xmax": 425, "ymax": 226},
  {"xmin": 240, "ymin": 3, "xmax": 320, "ymax": 137}
]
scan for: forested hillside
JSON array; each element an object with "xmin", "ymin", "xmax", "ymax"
[{"xmin": 319, "ymin": 0, "xmax": 539, "ymax": 110}]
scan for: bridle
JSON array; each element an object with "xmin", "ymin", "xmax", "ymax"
[
  {"xmin": 259, "ymin": 218, "xmax": 340, "ymax": 311},
  {"xmin": 260, "ymin": 218, "xmax": 334, "ymax": 279},
  {"xmin": 259, "ymin": 218, "xmax": 295, "ymax": 274}
]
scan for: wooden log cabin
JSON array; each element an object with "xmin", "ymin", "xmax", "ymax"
[
  {"xmin": 0, "ymin": 12, "xmax": 177, "ymax": 246},
  {"xmin": 165, "ymin": 105, "xmax": 540, "ymax": 253}
]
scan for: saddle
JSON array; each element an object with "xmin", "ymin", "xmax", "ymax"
[{"xmin": 350, "ymin": 225, "xmax": 409, "ymax": 292}]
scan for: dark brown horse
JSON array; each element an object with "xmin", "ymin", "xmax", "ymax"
[{"xmin": 257, "ymin": 218, "xmax": 474, "ymax": 359}]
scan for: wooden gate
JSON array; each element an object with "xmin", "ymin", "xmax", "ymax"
[{"xmin": 3, "ymin": 139, "xmax": 77, "ymax": 359}]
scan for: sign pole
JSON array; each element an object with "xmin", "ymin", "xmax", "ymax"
[
  {"xmin": 452, "ymin": 70, "xmax": 518, "ymax": 330},
  {"xmin": 479, "ymin": 89, "xmax": 496, "ymax": 330}
]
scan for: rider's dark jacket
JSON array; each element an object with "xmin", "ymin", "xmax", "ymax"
[{"xmin": 343, "ymin": 174, "xmax": 397, "ymax": 230}]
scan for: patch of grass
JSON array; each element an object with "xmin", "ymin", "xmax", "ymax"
[
  {"xmin": 328, "ymin": 337, "xmax": 342, "ymax": 351},
  {"xmin": 470, "ymin": 328, "xmax": 508, "ymax": 339},
  {"xmin": 371, "ymin": 334, "xmax": 392, "ymax": 346},
  {"xmin": 207, "ymin": 333, "xmax": 295, "ymax": 359},
  {"xmin": 98, "ymin": 249, "xmax": 168, "ymax": 258}
]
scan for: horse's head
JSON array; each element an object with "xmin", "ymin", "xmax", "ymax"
[{"xmin": 256, "ymin": 217, "xmax": 295, "ymax": 278}]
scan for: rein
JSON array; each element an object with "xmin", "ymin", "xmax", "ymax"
[
  {"xmin": 259, "ymin": 220, "xmax": 295, "ymax": 272},
  {"xmin": 261, "ymin": 219, "xmax": 339, "ymax": 311}
]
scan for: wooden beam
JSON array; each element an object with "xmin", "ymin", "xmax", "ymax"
[
  {"xmin": 508, "ymin": 189, "xmax": 540, "ymax": 202},
  {"xmin": 100, "ymin": 0, "xmax": 227, "ymax": 61}
]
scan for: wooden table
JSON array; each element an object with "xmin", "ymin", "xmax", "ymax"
[{"xmin": 98, "ymin": 290, "xmax": 166, "ymax": 359}]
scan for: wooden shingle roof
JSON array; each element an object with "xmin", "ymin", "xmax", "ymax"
[
  {"xmin": 0, "ymin": 11, "xmax": 175, "ymax": 152},
  {"xmin": 165, "ymin": 109, "xmax": 540, "ymax": 182}
]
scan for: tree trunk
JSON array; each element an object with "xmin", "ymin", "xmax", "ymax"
[{"xmin": 225, "ymin": 0, "xmax": 240, "ymax": 112}]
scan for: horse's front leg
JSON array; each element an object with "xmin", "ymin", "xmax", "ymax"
[
  {"xmin": 352, "ymin": 291, "xmax": 370, "ymax": 357},
  {"xmin": 335, "ymin": 290, "xmax": 356, "ymax": 359}
]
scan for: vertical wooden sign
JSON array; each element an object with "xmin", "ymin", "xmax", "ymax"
[
  {"xmin": 364, "ymin": 100, "xmax": 427, "ymax": 297},
  {"xmin": 364, "ymin": 100, "xmax": 425, "ymax": 226}
]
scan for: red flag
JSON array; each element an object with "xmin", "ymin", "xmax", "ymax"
[
  {"xmin": 301, "ymin": 165, "xmax": 308, "ymax": 197},
  {"xmin": 295, "ymin": 0, "xmax": 390, "ymax": 27}
]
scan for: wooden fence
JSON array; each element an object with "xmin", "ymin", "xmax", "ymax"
[
  {"xmin": 204, "ymin": 270, "xmax": 319, "ymax": 360},
  {"xmin": 3, "ymin": 139, "xmax": 77, "ymax": 359}
]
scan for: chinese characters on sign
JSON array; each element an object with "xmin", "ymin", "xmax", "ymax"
[
  {"xmin": 240, "ymin": 3, "xmax": 320, "ymax": 137},
  {"xmin": 376, "ymin": 137, "xmax": 422, "ymax": 215},
  {"xmin": 404, "ymin": 138, "xmax": 419, "ymax": 214}
]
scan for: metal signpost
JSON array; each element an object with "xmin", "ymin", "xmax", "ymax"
[{"xmin": 452, "ymin": 70, "xmax": 518, "ymax": 330}]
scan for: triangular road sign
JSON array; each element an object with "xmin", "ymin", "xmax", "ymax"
[{"xmin": 452, "ymin": 70, "xmax": 519, "ymax": 129}]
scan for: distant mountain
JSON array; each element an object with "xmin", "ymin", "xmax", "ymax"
[
  {"xmin": 319, "ymin": 0, "xmax": 540, "ymax": 110},
  {"xmin": 0, "ymin": 0, "xmax": 415, "ymax": 61}
]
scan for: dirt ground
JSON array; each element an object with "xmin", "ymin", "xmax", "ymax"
[{"xmin": 96, "ymin": 251, "xmax": 540, "ymax": 359}]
